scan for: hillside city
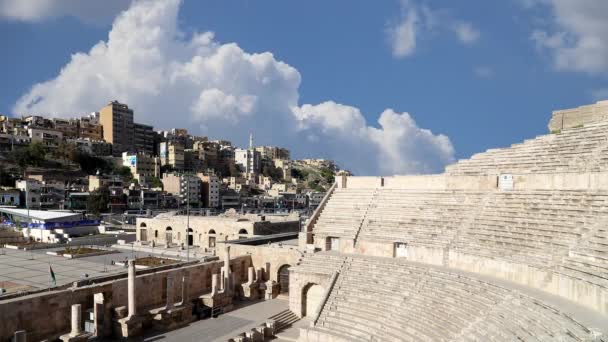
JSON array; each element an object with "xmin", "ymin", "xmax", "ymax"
[{"xmin": 0, "ymin": 100, "xmax": 344, "ymax": 220}]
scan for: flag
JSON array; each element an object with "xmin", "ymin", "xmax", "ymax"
[{"xmin": 49, "ymin": 265, "xmax": 56, "ymax": 287}]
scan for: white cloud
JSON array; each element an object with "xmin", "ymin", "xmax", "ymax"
[
  {"xmin": 387, "ymin": 1, "xmax": 480, "ymax": 58},
  {"xmin": 13, "ymin": 0, "xmax": 454, "ymax": 176},
  {"xmin": 474, "ymin": 66, "xmax": 494, "ymax": 78},
  {"xmin": 0, "ymin": 0, "xmax": 130, "ymax": 24},
  {"xmin": 527, "ymin": 0, "xmax": 608, "ymax": 74},
  {"xmin": 453, "ymin": 22, "xmax": 480, "ymax": 44},
  {"xmin": 388, "ymin": 1, "xmax": 419, "ymax": 58}
]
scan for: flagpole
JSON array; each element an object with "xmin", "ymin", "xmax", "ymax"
[{"xmin": 48, "ymin": 261, "xmax": 52, "ymax": 291}]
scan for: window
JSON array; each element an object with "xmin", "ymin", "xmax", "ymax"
[{"xmin": 394, "ymin": 242, "xmax": 408, "ymax": 258}]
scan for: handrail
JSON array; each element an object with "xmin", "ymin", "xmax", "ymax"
[
  {"xmin": 303, "ymin": 182, "xmax": 338, "ymax": 244},
  {"xmin": 312, "ymin": 270, "xmax": 339, "ymax": 326}
]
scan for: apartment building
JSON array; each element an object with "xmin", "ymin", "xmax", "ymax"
[
  {"xmin": 162, "ymin": 173, "xmax": 201, "ymax": 206},
  {"xmin": 197, "ymin": 172, "xmax": 220, "ymax": 208},
  {"xmin": 100, "ymin": 101, "xmax": 135, "ymax": 156},
  {"xmin": 122, "ymin": 152, "xmax": 160, "ymax": 185}
]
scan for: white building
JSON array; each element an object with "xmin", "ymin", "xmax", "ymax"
[
  {"xmin": 198, "ymin": 173, "xmax": 220, "ymax": 208},
  {"xmin": 16, "ymin": 179, "xmax": 65, "ymax": 209}
]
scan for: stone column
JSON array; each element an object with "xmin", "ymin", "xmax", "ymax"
[
  {"xmin": 70, "ymin": 304, "xmax": 82, "ymax": 337},
  {"xmin": 211, "ymin": 273, "xmax": 219, "ymax": 296},
  {"xmin": 257, "ymin": 269, "xmax": 264, "ymax": 283},
  {"xmin": 223, "ymin": 246, "xmax": 231, "ymax": 292},
  {"xmin": 166, "ymin": 276, "xmax": 174, "ymax": 310},
  {"xmin": 127, "ymin": 260, "xmax": 137, "ymax": 318},
  {"xmin": 181, "ymin": 274, "xmax": 189, "ymax": 305},
  {"xmin": 247, "ymin": 267, "xmax": 255, "ymax": 284}
]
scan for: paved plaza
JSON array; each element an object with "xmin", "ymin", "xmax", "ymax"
[{"xmin": 0, "ymin": 247, "xmax": 156, "ymax": 292}]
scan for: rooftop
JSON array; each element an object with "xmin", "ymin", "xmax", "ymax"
[{"xmin": 0, "ymin": 208, "xmax": 82, "ymax": 222}]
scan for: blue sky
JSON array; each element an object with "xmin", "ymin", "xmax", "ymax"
[{"xmin": 0, "ymin": 0, "xmax": 606, "ymax": 175}]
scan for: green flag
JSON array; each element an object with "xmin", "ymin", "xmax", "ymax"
[{"xmin": 49, "ymin": 265, "xmax": 56, "ymax": 287}]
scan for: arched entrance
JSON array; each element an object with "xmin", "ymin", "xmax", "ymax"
[
  {"xmin": 139, "ymin": 222, "xmax": 147, "ymax": 241},
  {"xmin": 208, "ymin": 229, "xmax": 216, "ymax": 248},
  {"xmin": 277, "ymin": 264, "xmax": 291, "ymax": 294},
  {"xmin": 302, "ymin": 283, "xmax": 324, "ymax": 317},
  {"xmin": 187, "ymin": 228, "xmax": 194, "ymax": 246},
  {"xmin": 165, "ymin": 227, "xmax": 173, "ymax": 245}
]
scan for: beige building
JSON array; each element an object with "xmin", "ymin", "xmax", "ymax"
[
  {"xmin": 88, "ymin": 175, "xmax": 124, "ymax": 192},
  {"xmin": 255, "ymin": 146, "xmax": 290, "ymax": 160},
  {"xmin": 100, "ymin": 100, "xmax": 134, "ymax": 156},
  {"xmin": 198, "ymin": 173, "xmax": 220, "ymax": 208},
  {"xmin": 78, "ymin": 113, "xmax": 104, "ymax": 140},
  {"xmin": 27, "ymin": 127, "xmax": 63, "ymax": 148},
  {"xmin": 162, "ymin": 173, "xmax": 201, "ymax": 206},
  {"xmin": 274, "ymin": 159, "xmax": 292, "ymax": 181},
  {"xmin": 68, "ymin": 138, "xmax": 112, "ymax": 156},
  {"xmin": 160, "ymin": 141, "xmax": 185, "ymax": 171},
  {"xmin": 136, "ymin": 212, "xmax": 299, "ymax": 248},
  {"xmin": 122, "ymin": 152, "xmax": 160, "ymax": 185}
]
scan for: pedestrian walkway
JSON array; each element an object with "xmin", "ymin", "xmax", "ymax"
[{"xmin": 143, "ymin": 298, "xmax": 290, "ymax": 342}]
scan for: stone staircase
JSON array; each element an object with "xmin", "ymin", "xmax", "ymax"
[{"xmin": 269, "ymin": 309, "xmax": 300, "ymax": 333}]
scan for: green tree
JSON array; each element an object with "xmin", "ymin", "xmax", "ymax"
[
  {"xmin": 320, "ymin": 167, "xmax": 335, "ymax": 184},
  {"xmin": 0, "ymin": 166, "xmax": 15, "ymax": 187},
  {"xmin": 115, "ymin": 166, "xmax": 133, "ymax": 181},
  {"xmin": 10, "ymin": 142, "xmax": 48, "ymax": 174},
  {"xmin": 87, "ymin": 186, "xmax": 110, "ymax": 215},
  {"xmin": 150, "ymin": 176, "xmax": 164, "ymax": 189},
  {"xmin": 73, "ymin": 152, "xmax": 112, "ymax": 175}
]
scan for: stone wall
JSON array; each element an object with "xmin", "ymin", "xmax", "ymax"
[
  {"xmin": 0, "ymin": 256, "xmax": 251, "ymax": 341},
  {"xmin": 345, "ymin": 172, "xmax": 608, "ymax": 191},
  {"xmin": 447, "ymin": 251, "xmax": 608, "ymax": 315},
  {"xmin": 289, "ymin": 272, "xmax": 331, "ymax": 318},
  {"xmin": 548, "ymin": 100, "xmax": 608, "ymax": 132},
  {"xmin": 137, "ymin": 215, "xmax": 297, "ymax": 248},
  {"xmin": 227, "ymin": 243, "xmax": 302, "ymax": 282}
]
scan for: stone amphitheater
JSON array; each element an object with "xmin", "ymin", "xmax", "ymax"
[
  {"xmin": 291, "ymin": 101, "xmax": 608, "ymax": 342},
  {"xmin": 1, "ymin": 101, "xmax": 608, "ymax": 341}
]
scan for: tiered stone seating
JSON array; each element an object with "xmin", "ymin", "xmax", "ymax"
[
  {"xmin": 453, "ymin": 191, "xmax": 608, "ymax": 267},
  {"xmin": 559, "ymin": 223, "xmax": 608, "ymax": 289},
  {"xmin": 312, "ymin": 256, "xmax": 597, "ymax": 342},
  {"xmin": 445, "ymin": 121, "xmax": 608, "ymax": 175},
  {"xmin": 357, "ymin": 190, "xmax": 485, "ymax": 248},
  {"xmin": 312, "ymin": 188, "xmax": 375, "ymax": 240}
]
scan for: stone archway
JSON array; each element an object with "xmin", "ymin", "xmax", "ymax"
[
  {"xmin": 165, "ymin": 227, "xmax": 173, "ymax": 245},
  {"xmin": 187, "ymin": 228, "xmax": 194, "ymax": 246},
  {"xmin": 277, "ymin": 264, "xmax": 291, "ymax": 294},
  {"xmin": 301, "ymin": 283, "xmax": 324, "ymax": 317}
]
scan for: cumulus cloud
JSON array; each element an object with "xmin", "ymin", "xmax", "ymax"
[
  {"xmin": 0, "ymin": 0, "xmax": 130, "ymax": 24},
  {"xmin": 387, "ymin": 1, "xmax": 480, "ymax": 58},
  {"xmin": 527, "ymin": 0, "xmax": 608, "ymax": 74},
  {"xmin": 13, "ymin": 0, "xmax": 454, "ymax": 176}
]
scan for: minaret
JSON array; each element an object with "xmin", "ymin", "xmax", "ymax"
[{"xmin": 249, "ymin": 133, "xmax": 253, "ymax": 150}]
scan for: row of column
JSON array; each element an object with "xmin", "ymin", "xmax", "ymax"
[{"xmin": 65, "ymin": 245, "xmax": 232, "ymax": 337}]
